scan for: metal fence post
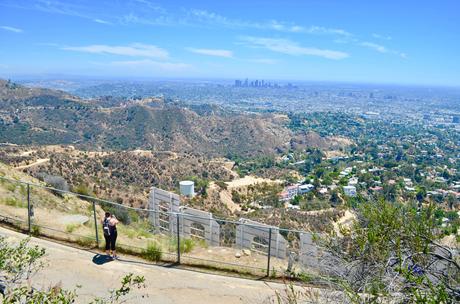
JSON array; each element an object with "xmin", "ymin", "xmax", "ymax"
[
  {"xmin": 267, "ymin": 227, "xmax": 272, "ymax": 277},
  {"xmin": 176, "ymin": 213, "xmax": 181, "ymax": 264},
  {"xmin": 92, "ymin": 201, "xmax": 99, "ymax": 247},
  {"xmin": 27, "ymin": 184, "xmax": 31, "ymax": 234}
]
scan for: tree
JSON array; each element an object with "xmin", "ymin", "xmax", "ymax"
[
  {"xmin": 416, "ymin": 186, "xmax": 427, "ymax": 202},
  {"xmin": 329, "ymin": 190, "xmax": 341, "ymax": 206},
  {"xmin": 318, "ymin": 200, "xmax": 460, "ymax": 303}
]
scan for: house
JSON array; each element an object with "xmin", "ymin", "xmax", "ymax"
[
  {"xmin": 279, "ymin": 184, "xmax": 300, "ymax": 202},
  {"xmin": 318, "ymin": 187, "xmax": 328, "ymax": 195},
  {"xmin": 435, "ymin": 176, "xmax": 447, "ymax": 183},
  {"xmin": 343, "ymin": 185, "xmax": 357, "ymax": 197},
  {"xmin": 298, "ymin": 184, "xmax": 314, "ymax": 194},
  {"xmin": 348, "ymin": 177, "xmax": 359, "ymax": 186},
  {"xmin": 279, "ymin": 191, "xmax": 290, "ymax": 202},
  {"xmin": 403, "ymin": 178, "xmax": 413, "ymax": 187},
  {"xmin": 286, "ymin": 184, "xmax": 300, "ymax": 197},
  {"xmin": 339, "ymin": 167, "xmax": 353, "ymax": 178},
  {"xmin": 405, "ymin": 186, "xmax": 416, "ymax": 192},
  {"xmin": 369, "ymin": 186, "xmax": 383, "ymax": 192},
  {"xmin": 287, "ymin": 204, "xmax": 300, "ymax": 210}
]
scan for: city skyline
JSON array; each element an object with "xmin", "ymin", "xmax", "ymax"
[{"xmin": 0, "ymin": 0, "xmax": 459, "ymax": 87}]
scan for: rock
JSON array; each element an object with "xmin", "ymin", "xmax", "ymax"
[
  {"xmin": 59, "ymin": 215, "xmax": 89, "ymax": 225},
  {"xmin": 235, "ymin": 251, "xmax": 242, "ymax": 258},
  {"xmin": 242, "ymin": 249, "xmax": 251, "ymax": 256}
]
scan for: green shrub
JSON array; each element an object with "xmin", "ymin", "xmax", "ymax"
[
  {"xmin": 179, "ymin": 238, "xmax": 195, "ymax": 254},
  {"xmin": 128, "ymin": 210, "xmax": 140, "ymax": 223},
  {"xmin": 19, "ymin": 184, "xmax": 27, "ymax": 196},
  {"xmin": 65, "ymin": 223, "xmax": 80, "ymax": 233},
  {"xmin": 31, "ymin": 225, "xmax": 41, "ymax": 236},
  {"xmin": 215, "ymin": 180, "xmax": 228, "ymax": 190},
  {"xmin": 197, "ymin": 239, "xmax": 208, "ymax": 249},
  {"xmin": 3, "ymin": 197, "xmax": 27, "ymax": 208},
  {"xmin": 296, "ymin": 271, "xmax": 315, "ymax": 283},
  {"xmin": 4, "ymin": 197, "xmax": 18, "ymax": 206},
  {"xmin": 142, "ymin": 242, "xmax": 162, "ymax": 262},
  {"xmin": 168, "ymin": 237, "xmax": 193, "ymax": 253},
  {"xmin": 72, "ymin": 184, "xmax": 94, "ymax": 201},
  {"xmin": 5, "ymin": 182, "xmax": 16, "ymax": 192},
  {"xmin": 123, "ymin": 227, "xmax": 137, "ymax": 239},
  {"xmin": 99, "ymin": 203, "xmax": 132, "ymax": 225}
]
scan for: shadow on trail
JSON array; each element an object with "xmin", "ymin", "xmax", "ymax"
[{"xmin": 92, "ymin": 254, "xmax": 113, "ymax": 265}]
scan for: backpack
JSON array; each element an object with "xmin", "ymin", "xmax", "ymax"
[{"xmin": 103, "ymin": 218, "xmax": 110, "ymax": 236}]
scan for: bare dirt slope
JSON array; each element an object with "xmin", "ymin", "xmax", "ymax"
[{"xmin": 0, "ymin": 227, "xmax": 286, "ymax": 304}]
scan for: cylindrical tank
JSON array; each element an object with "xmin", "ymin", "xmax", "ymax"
[{"xmin": 179, "ymin": 180, "xmax": 195, "ymax": 197}]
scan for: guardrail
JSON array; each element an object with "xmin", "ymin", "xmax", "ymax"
[{"xmin": 0, "ymin": 175, "xmax": 321, "ymax": 278}]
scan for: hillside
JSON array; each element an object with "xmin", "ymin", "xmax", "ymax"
[
  {"xmin": 0, "ymin": 145, "xmax": 236, "ymax": 208},
  {"xmin": 0, "ymin": 79, "xmax": 71, "ymax": 101},
  {"xmin": 0, "ymin": 79, "xmax": 293, "ymax": 157}
]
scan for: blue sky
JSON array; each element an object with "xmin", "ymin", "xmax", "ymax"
[{"xmin": 0, "ymin": 0, "xmax": 459, "ymax": 86}]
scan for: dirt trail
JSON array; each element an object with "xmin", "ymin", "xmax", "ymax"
[
  {"xmin": 226, "ymin": 176, "xmax": 281, "ymax": 190},
  {"xmin": 0, "ymin": 227, "xmax": 289, "ymax": 304},
  {"xmin": 15, "ymin": 158, "xmax": 49, "ymax": 169}
]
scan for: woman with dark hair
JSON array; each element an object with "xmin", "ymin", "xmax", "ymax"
[{"xmin": 102, "ymin": 212, "xmax": 119, "ymax": 259}]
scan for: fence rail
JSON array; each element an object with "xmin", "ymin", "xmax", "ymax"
[{"xmin": 0, "ymin": 175, "xmax": 321, "ymax": 277}]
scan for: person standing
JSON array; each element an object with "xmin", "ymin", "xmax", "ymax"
[{"xmin": 102, "ymin": 212, "xmax": 119, "ymax": 259}]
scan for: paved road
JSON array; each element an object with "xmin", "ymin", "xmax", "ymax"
[{"xmin": 0, "ymin": 227, "xmax": 286, "ymax": 304}]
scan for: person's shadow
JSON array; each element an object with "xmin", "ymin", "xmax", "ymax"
[{"xmin": 92, "ymin": 254, "xmax": 113, "ymax": 265}]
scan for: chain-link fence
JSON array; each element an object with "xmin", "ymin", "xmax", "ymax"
[{"xmin": 0, "ymin": 176, "xmax": 323, "ymax": 278}]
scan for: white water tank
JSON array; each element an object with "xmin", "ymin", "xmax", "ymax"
[{"xmin": 179, "ymin": 180, "xmax": 195, "ymax": 197}]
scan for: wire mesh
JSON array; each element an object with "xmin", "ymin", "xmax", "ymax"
[{"xmin": 0, "ymin": 176, "xmax": 324, "ymax": 277}]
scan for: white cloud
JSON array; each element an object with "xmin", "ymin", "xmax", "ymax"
[
  {"xmin": 360, "ymin": 42, "xmax": 387, "ymax": 53},
  {"xmin": 0, "ymin": 25, "xmax": 23, "ymax": 33},
  {"xmin": 305, "ymin": 26, "xmax": 352, "ymax": 36},
  {"xmin": 188, "ymin": 9, "xmax": 242, "ymax": 28},
  {"xmin": 4, "ymin": 2, "xmax": 353, "ymax": 38},
  {"xmin": 372, "ymin": 33, "xmax": 392, "ymax": 40},
  {"xmin": 62, "ymin": 43, "xmax": 169, "ymax": 59},
  {"xmin": 120, "ymin": 13, "xmax": 175, "ymax": 26},
  {"xmin": 2, "ymin": 1, "xmax": 116, "ymax": 26},
  {"xmin": 240, "ymin": 36, "xmax": 349, "ymax": 60},
  {"xmin": 188, "ymin": 9, "xmax": 352, "ymax": 36},
  {"xmin": 110, "ymin": 59, "xmax": 191, "ymax": 71},
  {"xmin": 186, "ymin": 48, "xmax": 233, "ymax": 58},
  {"xmin": 93, "ymin": 19, "xmax": 111, "ymax": 25},
  {"xmin": 132, "ymin": 0, "xmax": 165, "ymax": 12},
  {"xmin": 360, "ymin": 41, "xmax": 406, "ymax": 58}
]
